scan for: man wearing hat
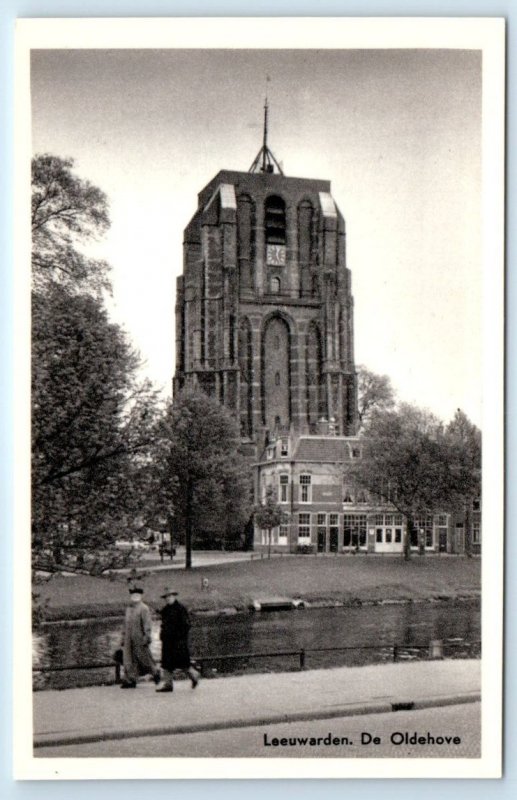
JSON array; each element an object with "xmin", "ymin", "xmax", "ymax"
[
  {"xmin": 156, "ymin": 587, "xmax": 200, "ymax": 692},
  {"xmin": 120, "ymin": 585, "xmax": 161, "ymax": 688}
]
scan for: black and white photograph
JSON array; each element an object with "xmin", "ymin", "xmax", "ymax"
[{"xmin": 13, "ymin": 17, "xmax": 504, "ymax": 780}]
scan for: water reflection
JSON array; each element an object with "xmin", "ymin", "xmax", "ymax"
[{"xmin": 33, "ymin": 600, "xmax": 480, "ymax": 690}]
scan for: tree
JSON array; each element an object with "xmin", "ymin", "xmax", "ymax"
[
  {"xmin": 353, "ymin": 404, "xmax": 458, "ymax": 560},
  {"xmin": 32, "ymin": 154, "xmax": 111, "ymax": 295},
  {"xmin": 153, "ymin": 389, "xmax": 252, "ymax": 569},
  {"xmin": 445, "ymin": 410, "xmax": 482, "ymax": 557},
  {"xmin": 31, "ymin": 155, "xmax": 160, "ymax": 573},
  {"xmin": 254, "ymin": 488, "xmax": 287, "ymax": 559},
  {"xmin": 32, "ymin": 281, "xmax": 160, "ymax": 570},
  {"xmin": 357, "ymin": 365, "xmax": 396, "ymax": 432}
]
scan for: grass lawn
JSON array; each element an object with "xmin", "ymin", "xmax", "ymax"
[{"xmin": 36, "ymin": 554, "xmax": 481, "ymax": 621}]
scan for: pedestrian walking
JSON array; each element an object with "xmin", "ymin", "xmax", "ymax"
[
  {"xmin": 155, "ymin": 587, "xmax": 200, "ymax": 693},
  {"xmin": 120, "ymin": 585, "xmax": 161, "ymax": 688}
]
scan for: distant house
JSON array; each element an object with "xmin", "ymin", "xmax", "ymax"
[{"xmin": 253, "ymin": 421, "xmax": 481, "ymax": 555}]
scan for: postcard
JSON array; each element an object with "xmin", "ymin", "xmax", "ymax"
[{"xmin": 13, "ymin": 16, "xmax": 504, "ymax": 780}]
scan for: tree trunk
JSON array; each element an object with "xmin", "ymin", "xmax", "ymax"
[
  {"xmin": 267, "ymin": 528, "xmax": 272, "ymax": 559},
  {"xmin": 404, "ymin": 517, "xmax": 413, "ymax": 561},
  {"xmin": 418, "ymin": 527, "xmax": 425, "ymax": 557},
  {"xmin": 185, "ymin": 480, "xmax": 193, "ymax": 570},
  {"xmin": 167, "ymin": 513, "xmax": 174, "ymax": 562},
  {"xmin": 464, "ymin": 499, "xmax": 472, "ymax": 558}
]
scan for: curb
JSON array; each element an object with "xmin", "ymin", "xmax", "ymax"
[{"xmin": 34, "ymin": 691, "xmax": 481, "ymax": 749}]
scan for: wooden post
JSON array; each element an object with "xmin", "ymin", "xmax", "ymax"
[{"xmin": 429, "ymin": 639, "xmax": 444, "ymax": 659}]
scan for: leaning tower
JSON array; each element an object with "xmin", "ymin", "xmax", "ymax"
[{"xmin": 173, "ymin": 105, "xmax": 358, "ymax": 459}]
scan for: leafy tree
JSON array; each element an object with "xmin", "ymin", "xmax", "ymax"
[
  {"xmin": 357, "ymin": 365, "xmax": 396, "ymax": 431},
  {"xmin": 254, "ymin": 488, "xmax": 287, "ymax": 559},
  {"xmin": 153, "ymin": 389, "xmax": 252, "ymax": 569},
  {"xmin": 31, "ymin": 154, "xmax": 160, "ymax": 574},
  {"xmin": 353, "ymin": 404, "xmax": 458, "ymax": 559},
  {"xmin": 32, "ymin": 154, "xmax": 111, "ymax": 295},
  {"xmin": 32, "ymin": 280, "xmax": 160, "ymax": 571},
  {"xmin": 445, "ymin": 410, "xmax": 482, "ymax": 557}
]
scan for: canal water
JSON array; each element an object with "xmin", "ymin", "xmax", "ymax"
[{"xmin": 33, "ymin": 599, "xmax": 480, "ymax": 690}]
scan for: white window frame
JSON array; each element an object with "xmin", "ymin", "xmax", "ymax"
[
  {"xmin": 298, "ymin": 512, "xmax": 311, "ymax": 542},
  {"xmin": 299, "ymin": 474, "xmax": 312, "ymax": 504},
  {"xmin": 472, "ymin": 521, "xmax": 481, "ymax": 544},
  {"xmin": 279, "ymin": 473, "xmax": 289, "ymax": 503}
]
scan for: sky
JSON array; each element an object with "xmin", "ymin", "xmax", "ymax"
[{"xmin": 30, "ymin": 47, "xmax": 482, "ymax": 425}]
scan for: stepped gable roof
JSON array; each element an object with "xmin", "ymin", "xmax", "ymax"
[{"xmin": 294, "ymin": 436, "xmax": 356, "ymax": 463}]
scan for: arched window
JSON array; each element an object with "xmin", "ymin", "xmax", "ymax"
[
  {"xmin": 265, "ymin": 195, "xmax": 286, "ymax": 245},
  {"xmin": 270, "ymin": 277, "xmax": 281, "ymax": 294}
]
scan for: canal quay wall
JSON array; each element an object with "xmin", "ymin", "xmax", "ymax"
[{"xmin": 39, "ymin": 591, "xmax": 481, "ymax": 627}]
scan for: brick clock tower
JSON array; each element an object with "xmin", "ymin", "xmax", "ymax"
[{"xmin": 173, "ymin": 104, "xmax": 359, "ymax": 460}]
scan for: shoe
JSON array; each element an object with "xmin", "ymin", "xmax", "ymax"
[
  {"xmin": 120, "ymin": 681, "xmax": 136, "ymax": 689},
  {"xmin": 153, "ymin": 670, "xmax": 161, "ymax": 685},
  {"xmin": 155, "ymin": 685, "xmax": 173, "ymax": 693}
]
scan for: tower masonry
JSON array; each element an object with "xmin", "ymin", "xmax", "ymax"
[{"xmin": 174, "ymin": 165, "xmax": 359, "ymax": 458}]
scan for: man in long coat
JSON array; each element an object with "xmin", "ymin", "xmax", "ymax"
[
  {"xmin": 120, "ymin": 585, "xmax": 161, "ymax": 688},
  {"xmin": 156, "ymin": 587, "xmax": 200, "ymax": 693}
]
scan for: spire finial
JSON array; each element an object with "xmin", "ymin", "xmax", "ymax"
[{"xmin": 249, "ymin": 79, "xmax": 284, "ymax": 176}]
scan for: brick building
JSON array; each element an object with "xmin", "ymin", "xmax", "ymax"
[
  {"xmin": 173, "ymin": 116, "xmax": 480, "ymax": 555},
  {"xmin": 255, "ymin": 423, "xmax": 480, "ymax": 555}
]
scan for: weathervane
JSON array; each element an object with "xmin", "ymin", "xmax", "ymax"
[{"xmin": 249, "ymin": 78, "xmax": 284, "ymax": 175}]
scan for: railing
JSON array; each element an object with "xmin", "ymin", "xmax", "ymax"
[{"xmin": 33, "ymin": 639, "xmax": 481, "ymax": 687}]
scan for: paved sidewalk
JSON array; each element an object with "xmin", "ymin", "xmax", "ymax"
[{"xmin": 33, "ymin": 660, "xmax": 480, "ymax": 749}]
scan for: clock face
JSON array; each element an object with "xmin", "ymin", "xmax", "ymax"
[{"xmin": 266, "ymin": 244, "xmax": 286, "ymax": 266}]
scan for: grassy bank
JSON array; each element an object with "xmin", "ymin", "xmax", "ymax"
[{"xmin": 35, "ymin": 554, "xmax": 481, "ymax": 622}]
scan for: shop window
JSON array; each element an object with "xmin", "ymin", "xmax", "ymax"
[
  {"xmin": 298, "ymin": 513, "xmax": 311, "ymax": 539},
  {"xmin": 343, "ymin": 514, "xmax": 367, "ymax": 548},
  {"xmin": 376, "ymin": 529, "xmax": 383, "ymax": 543},
  {"xmin": 394, "ymin": 528, "xmax": 402, "ymax": 543},
  {"xmin": 279, "ymin": 518, "xmax": 289, "ymax": 544}
]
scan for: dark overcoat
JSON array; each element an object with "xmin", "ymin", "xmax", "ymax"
[{"xmin": 159, "ymin": 600, "xmax": 192, "ymax": 670}]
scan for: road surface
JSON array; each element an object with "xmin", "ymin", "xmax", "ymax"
[{"xmin": 37, "ymin": 702, "xmax": 480, "ymax": 758}]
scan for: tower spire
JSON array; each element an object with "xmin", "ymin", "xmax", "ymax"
[
  {"xmin": 249, "ymin": 86, "xmax": 284, "ymax": 175},
  {"xmin": 262, "ymin": 96, "xmax": 269, "ymax": 172}
]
